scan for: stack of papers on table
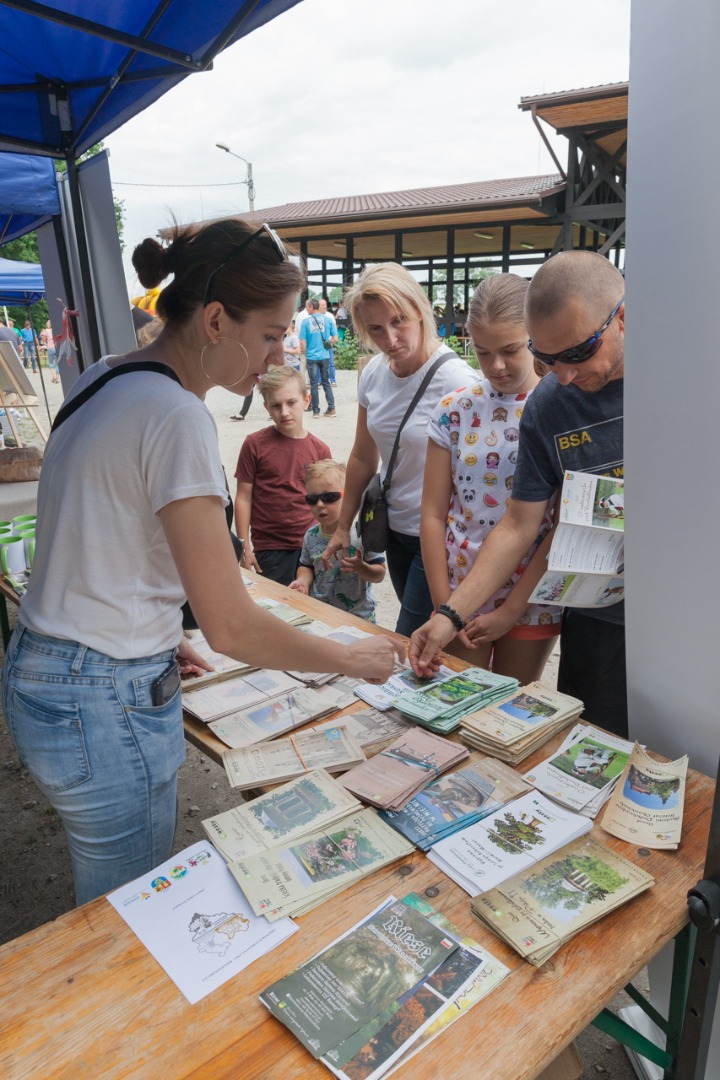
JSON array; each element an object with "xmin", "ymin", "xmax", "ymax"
[
  {"xmin": 202, "ymin": 769, "xmax": 363, "ymax": 863},
  {"xmin": 254, "ymin": 595, "xmax": 313, "ymax": 625},
  {"xmin": 183, "ymin": 669, "xmax": 304, "ymax": 723},
  {"xmin": 180, "ymin": 631, "xmax": 257, "ymax": 690},
  {"xmin": 427, "ymin": 789, "xmax": 592, "ymax": 896},
  {"xmin": 353, "ymin": 663, "xmax": 456, "ymax": 711},
  {"xmin": 458, "ymin": 682, "xmax": 583, "ymax": 765},
  {"xmin": 338, "ymin": 727, "xmax": 469, "ymax": 810},
  {"xmin": 107, "ymin": 841, "xmax": 297, "ymax": 1004},
  {"xmin": 523, "ymin": 723, "xmax": 635, "ymax": 818},
  {"xmin": 313, "ymin": 707, "xmax": 413, "ymax": 752},
  {"xmin": 392, "ymin": 668, "xmax": 519, "ymax": 734},
  {"xmin": 601, "ymin": 743, "xmax": 688, "ymax": 850},
  {"xmin": 380, "ymin": 755, "xmax": 530, "ymax": 850},
  {"xmin": 471, "ymin": 834, "xmax": 654, "ymax": 966},
  {"xmin": 229, "ymin": 808, "xmax": 414, "ymax": 920},
  {"xmin": 222, "ymin": 725, "xmax": 365, "ymax": 789},
  {"xmin": 208, "ymin": 682, "xmax": 357, "ymax": 749},
  {"xmin": 261, "ymin": 894, "xmax": 509, "ymax": 1080}
]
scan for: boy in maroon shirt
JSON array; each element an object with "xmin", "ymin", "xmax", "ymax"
[{"xmin": 234, "ymin": 366, "xmax": 331, "ymax": 585}]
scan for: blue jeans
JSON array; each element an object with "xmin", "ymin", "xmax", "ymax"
[
  {"xmin": 385, "ymin": 529, "xmax": 434, "ymax": 637},
  {"xmin": 3, "ymin": 624, "xmax": 184, "ymax": 905},
  {"xmin": 328, "ymin": 347, "xmax": 336, "ymax": 382},
  {"xmin": 307, "ymin": 358, "xmax": 335, "ymax": 413}
]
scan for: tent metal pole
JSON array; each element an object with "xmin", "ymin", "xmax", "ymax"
[
  {"xmin": 50, "ymin": 214, "xmax": 86, "ymax": 373},
  {"xmin": 64, "ymin": 154, "xmax": 101, "ymax": 363}
]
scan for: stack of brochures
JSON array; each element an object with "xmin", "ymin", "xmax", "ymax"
[
  {"xmin": 222, "ymin": 725, "xmax": 365, "ymax": 789},
  {"xmin": 471, "ymin": 834, "xmax": 655, "ymax": 966},
  {"xmin": 182, "ymin": 669, "xmax": 305, "ymax": 723},
  {"xmin": 601, "ymin": 743, "xmax": 688, "ymax": 850},
  {"xmin": 260, "ymin": 893, "xmax": 510, "ymax": 1078},
  {"xmin": 286, "ymin": 623, "xmax": 374, "ymax": 684},
  {"xmin": 458, "ymin": 682, "xmax": 584, "ymax": 765},
  {"xmin": 353, "ymin": 663, "xmax": 456, "ymax": 711},
  {"xmin": 254, "ymin": 595, "xmax": 313, "ymax": 625},
  {"xmin": 338, "ymin": 727, "xmax": 469, "ymax": 810},
  {"xmin": 379, "ymin": 755, "xmax": 530, "ymax": 850},
  {"xmin": 229, "ymin": 807, "xmax": 414, "ymax": 920},
  {"xmin": 207, "ymin": 682, "xmax": 357, "ymax": 750},
  {"xmin": 179, "ymin": 630, "xmax": 258, "ymax": 691},
  {"xmin": 528, "ymin": 469, "xmax": 625, "ymax": 610},
  {"xmin": 202, "ymin": 769, "xmax": 363, "ymax": 864},
  {"xmin": 313, "ymin": 707, "xmax": 413, "ymax": 753},
  {"xmin": 427, "ymin": 789, "xmax": 592, "ymax": 896},
  {"xmin": 523, "ymin": 723, "xmax": 636, "ymax": 818},
  {"xmin": 391, "ymin": 668, "xmax": 520, "ymax": 734}
]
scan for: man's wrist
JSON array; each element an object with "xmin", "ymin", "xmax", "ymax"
[{"xmin": 435, "ymin": 603, "xmax": 466, "ymax": 632}]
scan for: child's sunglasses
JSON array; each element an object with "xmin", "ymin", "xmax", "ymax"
[{"xmin": 304, "ymin": 490, "xmax": 343, "ymax": 506}]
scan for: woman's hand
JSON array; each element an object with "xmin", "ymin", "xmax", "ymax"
[
  {"xmin": 408, "ymin": 613, "xmax": 456, "ymax": 676},
  {"xmin": 340, "ymin": 635, "xmax": 404, "ymax": 683},
  {"xmin": 241, "ymin": 547, "xmax": 263, "ymax": 574},
  {"xmin": 322, "ymin": 525, "xmax": 352, "ymax": 569},
  {"xmin": 463, "ymin": 604, "xmax": 521, "ymax": 646},
  {"xmin": 177, "ymin": 637, "xmax": 215, "ymax": 679}
]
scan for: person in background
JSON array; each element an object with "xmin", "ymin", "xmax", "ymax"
[
  {"xmin": 20, "ymin": 319, "xmax": 39, "ymax": 372},
  {"xmin": 410, "ymin": 250, "xmax": 627, "ymax": 736},
  {"xmin": 290, "ymin": 459, "xmax": 386, "ymax": 622},
  {"xmin": 283, "ymin": 320, "xmax": 301, "ymax": 370},
  {"xmin": 299, "ymin": 298, "xmax": 337, "ymax": 417},
  {"xmin": 335, "ymin": 301, "xmax": 349, "ymax": 341},
  {"xmin": 319, "ymin": 298, "xmax": 338, "ymax": 386},
  {"xmin": 3, "ymin": 217, "xmax": 398, "ymax": 907},
  {"xmin": 421, "ymin": 274, "xmax": 560, "ymax": 685},
  {"xmin": 40, "ymin": 319, "xmax": 59, "ymax": 383},
  {"xmin": 323, "ymin": 262, "xmax": 475, "ymax": 636},
  {"xmin": 234, "ymin": 364, "xmax": 331, "ymax": 584}
]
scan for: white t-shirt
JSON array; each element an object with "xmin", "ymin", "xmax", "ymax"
[
  {"xmin": 358, "ymin": 346, "xmax": 476, "ymax": 534},
  {"xmin": 294, "ymin": 309, "xmax": 310, "ymax": 332},
  {"xmin": 21, "ymin": 360, "xmax": 228, "ymax": 658}
]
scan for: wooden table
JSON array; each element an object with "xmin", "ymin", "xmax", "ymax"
[{"xmin": 1, "ymin": 582, "xmax": 713, "ymax": 1079}]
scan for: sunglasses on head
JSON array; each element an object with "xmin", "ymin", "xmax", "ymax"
[
  {"xmin": 304, "ymin": 490, "xmax": 343, "ymax": 506},
  {"xmin": 203, "ymin": 223, "xmax": 286, "ymax": 307},
  {"xmin": 528, "ymin": 295, "xmax": 624, "ymax": 366}
]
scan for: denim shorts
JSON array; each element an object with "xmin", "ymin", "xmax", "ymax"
[{"xmin": 3, "ymin": 624, "xmax": 184, "ymax": 905}]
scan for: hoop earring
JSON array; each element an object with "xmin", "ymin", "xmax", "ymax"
[{"xmin": 199, "ymin": 336, "xmax": 250, "ymax": 389}]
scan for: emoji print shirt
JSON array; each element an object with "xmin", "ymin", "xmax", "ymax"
[{"xmin": 428, "ymin": 379, "xmax": 559, "ymax": 626}]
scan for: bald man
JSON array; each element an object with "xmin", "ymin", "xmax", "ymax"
[{"xmin": 410, "ymin": 251, "xmax": 627, "ymax": 737}]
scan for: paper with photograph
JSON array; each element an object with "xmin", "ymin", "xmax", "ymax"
[{"xmin": 601, "ymin": 743, "xmax": 688, "ymax": 849}]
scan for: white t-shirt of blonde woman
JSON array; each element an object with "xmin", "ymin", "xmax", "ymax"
[
  {"xmin": 358, "ymin": 346, "xmax": 475, "ymax": 536},
  {"xmin": 20, "ymin": 361, "xmax": 228, "ymax": 658},
  {"xmin": 427, "ymin": 378, "xmax": 559, "ymax": 627}
]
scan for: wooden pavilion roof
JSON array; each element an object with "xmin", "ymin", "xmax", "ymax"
[{"xmin": 519, "ymin": 82, "xmax": 628, "ymax": 168}]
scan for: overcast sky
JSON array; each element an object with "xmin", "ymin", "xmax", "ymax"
[{"xmin": 104, "ymin": 0, "xmax": 631, "ymax": 295}]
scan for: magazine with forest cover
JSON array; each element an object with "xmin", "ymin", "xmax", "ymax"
[
  {"xmin": 458, "ymin": 682, "xmax": 583, "ymax": 765},
  {"xmin": 338, "ymin": 727, "xmax": 469, "ymax": 810},
  {"xmin": 353, "ymin": 663, "xmax": 456, "ymax": 712},
  {"xmin": 471, "ymin": 834, "xmax": 655, "ymax": 966},
  {"xmin": 600, "ymin": 743, "xmax": 688, "ymax": 850},
  {"xmin": 208, "ymin": 683, "xmax": 357, "ymax": 749},
  {"xmin": 392, "ymin": 668, "xmax": 519, "ymax": 734},
  {"xmin": 221, "ymin": 726, "xmax": 365, "ymax": 789},
  {"xmin": 529, "ymin": 470, "xmax": 625, "ymax": 609},
  {"xmin": 379, "ymin": 755, "xmax": 530, "ymax": 850},
  {"xmin": 229, "ymin": 808, "xmax": 414, "ymax": 920},
  {"xmin": 259, "ymin": 897, "xmax": 459, "ymax": 1059},
  {"xmin": 427, "ymin": 789, "xmax": 592, "ymax": 896},
  {"xmin": 201, "ymin": 770, "xmax": 362, "ymax": 863},
  {"xmin": 523, "ymin": 723, "xmax": 635, "ymax": 818}
]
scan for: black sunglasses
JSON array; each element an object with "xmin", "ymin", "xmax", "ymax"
[
  {"xmin": 304, "ymin": 490, "xmax": 343, "ymax": 506},
  {"xmin": 203, "ymin": 223, "xmax": 286, "ymax": 307},
  {"xmin": 528, "ymin": 295, "xmax": 624, "ymax": 366}
]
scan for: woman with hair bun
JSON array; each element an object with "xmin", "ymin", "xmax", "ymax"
[{"xmin": 2, "ymin": 218, "xmax": 400, "ymax": 906}]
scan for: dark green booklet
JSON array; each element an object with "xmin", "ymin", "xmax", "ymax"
[{"xmin": 259, "ymin": 898, "xmax": 458, "ymax": 1058}]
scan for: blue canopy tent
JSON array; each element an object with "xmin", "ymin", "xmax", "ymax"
[
  {"xmin": 0, "ymin": 153, "xmax": 60, "ymax": 247},
  {"xmin": 0, "ymin": 0, "xmax": 303, "ymax": 358},
  {"xmin": 0, "ymin": 256, "xmax": 45, "ymax": 305}
]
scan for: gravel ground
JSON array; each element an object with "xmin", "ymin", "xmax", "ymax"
[{"xmin": 0, "ymin": 365, "xmax": 641, "ymax": 1078}]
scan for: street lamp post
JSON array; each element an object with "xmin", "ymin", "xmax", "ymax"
[{"xmin": 216, "ymin": 142, "xmax": 255, "ymax": 211}]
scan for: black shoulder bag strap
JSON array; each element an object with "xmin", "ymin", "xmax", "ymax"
[
  {"xmin": 381, "ymin": 350, "xmax": 456, "ymax": 495},
  {"xmin": 50, "ymin": 361, "xmax": 181, "ymax": 434}
]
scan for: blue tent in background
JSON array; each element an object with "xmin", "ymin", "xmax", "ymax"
[
  {"xmin": 0, "ymin": 257, "xmax": 45, "ymax": 305},
  {"xmin": 0, "ymin": 154, "xmax": 60, "ymax": 245},
  {"xmin": 0, "ymin": 1, "xmax": 303, "ymax": 157}
]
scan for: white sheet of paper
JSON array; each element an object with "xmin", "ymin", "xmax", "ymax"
[{"xmin": 107, "ymin": 841, "xmax": 297, "ymax": 1004}]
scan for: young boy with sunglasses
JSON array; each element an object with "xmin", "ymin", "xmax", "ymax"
[
  {"xmin": 234, "ymin": 367, "xmax": 331, "ymax": 586},
  {"xmin": 289, "ymin": 460, "xmax": 386, "ymax": 621}
]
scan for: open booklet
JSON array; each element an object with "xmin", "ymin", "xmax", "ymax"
[{"xmin": 529, "ymin": 470, "xmax": 624, "ymax": 609}]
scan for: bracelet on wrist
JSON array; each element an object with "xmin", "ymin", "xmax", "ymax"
[{"xmin": 435, "ymin": 603, "xmax": 465, "ymax": 632}]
